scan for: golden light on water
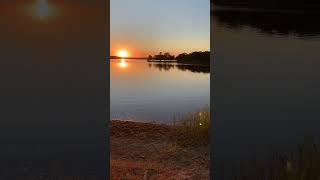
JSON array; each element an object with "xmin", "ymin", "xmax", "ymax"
[{"xmin": 119, "ymin": 59, "xmax": 128, "ymax": 69}]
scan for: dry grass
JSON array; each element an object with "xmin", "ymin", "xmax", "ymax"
[{"xmin": 172, "ymin": 105, "xmax": 210, "ymax": 147}]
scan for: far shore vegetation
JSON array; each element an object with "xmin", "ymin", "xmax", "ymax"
[
  {"xmin": 211, "ymin": 0, "xmax": 320, "ymax": 11},
  {"xmin": 110, "ymin": 51, "xmax": 210, "ymax": 65},
  {"xmin": 148, "ymin": 51, "xmax": 210, "ymax": 65}
]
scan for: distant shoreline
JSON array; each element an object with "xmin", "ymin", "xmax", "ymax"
[
  {"xmin": 211, "ymin": 5, "xmax": 320, "ymax": 14},
  {"xmin": 110, "ymin": 58, "xmax": 210, "ymax": 67}
]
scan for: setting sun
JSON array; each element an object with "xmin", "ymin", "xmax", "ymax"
[{"xmin": 117, "ymin": 50, "xmax": 129, "ymax": 58}]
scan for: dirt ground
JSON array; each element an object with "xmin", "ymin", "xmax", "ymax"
[{"xmin": 110, "ymin": 120, "xmax": 210, "ymax": 180}]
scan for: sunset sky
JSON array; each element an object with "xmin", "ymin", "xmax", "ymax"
[{"xmin": 110, "ymin": 0, "xmax": 210, "ymax": 57}]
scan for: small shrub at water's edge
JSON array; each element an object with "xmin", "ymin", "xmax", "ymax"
[{"xmin": 172, "ymin": 105, "xmax": 210, "ymax": 147}]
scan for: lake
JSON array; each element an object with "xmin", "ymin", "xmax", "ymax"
[
  {"xmin": 212, "ymin": 9, "xmax": 320, "ymax": 178},
  {"xmin": 110, "ymin": 59, "xmax": 210, "ymax": 123}
]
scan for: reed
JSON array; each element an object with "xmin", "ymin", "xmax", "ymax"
[{"xmin": 172, "ymin": 105, "xmax": 210, "ymax": 147}]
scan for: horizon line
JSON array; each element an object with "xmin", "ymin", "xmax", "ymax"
[{"xmin": 110, "ymin": 50, "xmax": 211, "ymax": 58}]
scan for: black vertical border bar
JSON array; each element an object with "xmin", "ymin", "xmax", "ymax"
[
  {"xmin": 105, "ymin": 0, "xmax": 110, "ymax": 178},
  {"xmin": 210, "ymin": 1, "xmax": 215, "ymax": 179}
]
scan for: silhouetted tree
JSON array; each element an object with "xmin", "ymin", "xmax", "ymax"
[
  {"xmin": 212, "ymin": 0, "xmax": 320, "ymax": 11},
  {"xmin": 175, "ymin": 51, "xmax": 210, "ymax": 65},
  {"xmin": 148, "ymin": 51, "xmax": 210, "ymax": 63},
  {"xmin": 152, "ymin": 52, "xmax": 174, "ymax": 60}
]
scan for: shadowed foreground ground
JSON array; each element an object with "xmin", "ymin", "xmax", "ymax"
[{"xmin": 110, "ymin": 120, "xmax": 210, "ymax": 180}]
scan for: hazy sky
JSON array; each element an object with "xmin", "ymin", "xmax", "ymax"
[{"xmin": 110, "ymin": 0, "xmax": 210, "ymax": 57}]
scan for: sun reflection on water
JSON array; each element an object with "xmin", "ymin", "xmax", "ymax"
[{"xmin": 118, "ymin": 59, "xmax": 128, "ymax": 69}]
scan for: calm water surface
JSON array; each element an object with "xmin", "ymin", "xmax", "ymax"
[
  {"xmin": 110, "ymin": 59, "xmax": 210, "ymax": 123},
  {"xmin": 213, "ymin": 10, "xmax": 320, "ymax": 178}
]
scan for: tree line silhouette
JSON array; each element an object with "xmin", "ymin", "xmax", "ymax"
[
  {"xmin": 213, "ymin": 9, "xmax": 320, "ymax": 37},
  {"xmin": 148, "ymin": 52, "xmax": 174, "ymax": 60},
  {"xmin": 148, "ymin": 51, "xmax": 210, "ymax": 65},
  {"xmin": 211, "ymin": 0, "xmax": 320, "ymax": 11}
]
